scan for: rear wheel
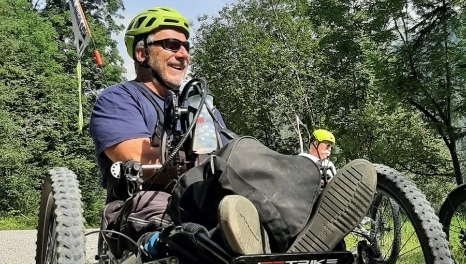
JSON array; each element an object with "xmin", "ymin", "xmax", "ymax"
[
  {"xmin": 36, "ymin": 167, "xmax": 86, "ymax": 264},
  {"xmin": 370, "ymin": 193, "xmax": 401, "ymax": 262},
  {"xmin": 346, "ymin": 164, "xmax": 453, "ymax": 263},
  {"xmin": 438, "ymin": 183, "xmax": 466, "ymax": 263},
  {"xmin": 348, "ymin": 186, "xmax": 401, "ymax": 263}
]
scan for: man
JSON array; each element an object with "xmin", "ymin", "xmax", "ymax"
[
  {"xmin": 305, "ymin": 129, "xmax": 338, "ymax": 185},
  {"xmin": 90, "ymin": 6, "xmax": 268, "ymax": 257},
  {"xmin": 90, "ymin": 6, "xmax": 377, "ymax": 259}
]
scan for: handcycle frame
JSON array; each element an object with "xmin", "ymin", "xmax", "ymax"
[
  {"xmin": 99, "ymin": 160, "xmax": 356, "ymax": 264},
  {"xmin": 36, "ymin": 78, "xmax": 454, "ymax": 264},
  {"xmin": 95, "ymin": 78, "xmax": 357, "ymax": 263}
]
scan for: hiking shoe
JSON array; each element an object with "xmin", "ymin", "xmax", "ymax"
[
  {"xmin": 287, "ymin": 159, "xmax": 377, "ymax": 253},
  {"xmin": 218, "ymin": 195, "xmax": 271, "ymax": 255}
]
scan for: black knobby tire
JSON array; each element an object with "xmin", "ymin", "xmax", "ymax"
[
  {"xmin": 374, "ymin": 164, "xmax": 453, "ymax": 263},
  {"xmin": 36, "ymin": 167, "xmax": 86, "ymax": 264},
  {"xmin": 438, "ymin": 183, "xmax": 466, "ymax": 263}
]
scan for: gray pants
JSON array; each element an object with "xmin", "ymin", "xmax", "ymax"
[{"xmin": 102, "ymin": 190, "xmax": 172, "ymax": 256}]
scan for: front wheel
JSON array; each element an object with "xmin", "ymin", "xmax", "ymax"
[
  {"xmin": 35, "ymin": 167, "xmax": 86, "ymax": 264},
  {"xmin": 346, "ymin": 164, "xmax": 453, "ymax": 263}
]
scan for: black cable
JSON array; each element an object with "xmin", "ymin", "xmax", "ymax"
[
  {"xmin": 145, "ymin": 78, "xmax": 207, "ymax": 187},
  {"xmin": 85, "ymin": 229, "xmax": 143, "ymax": 254},
  {"xmin": 85, "ymin": 229, "xmax": 151, "ymax": 258},
  {"xmin": 201, "ymin": 92, "xmax": 225, "ymax": 130},
  {"xmin": 164, "ymin": 80, "xmax": 206, "ymax": 165}
]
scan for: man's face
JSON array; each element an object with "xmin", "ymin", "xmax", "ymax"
[
  {"xmin": 316, "ymin": 141, "xmax": 333, "ymax": 159},
  {"xmin": 146, "ymin": 29, "xmax": 190, "ymax": 89}
]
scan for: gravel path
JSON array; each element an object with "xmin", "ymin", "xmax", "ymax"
[{"xmin": 0, "ymin": 229, "xmax": 99, "ymax": 264}]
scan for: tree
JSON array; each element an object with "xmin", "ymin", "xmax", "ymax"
[
  {"xmin": 367, "ymin": 0, "xmax": 466, "ymax": 184},
  {"xmin": 0, "ymin": 0, "xmax": 126, "ymax": 225},
  {"xmin": 0, "ymin": 0, "xmax": 78, "ymax": 217},
  {"xmin": 31, "ymin": 0, "xmax": 126, "ymax": 224},
  {"xmin": 192, "ymin": 0, "xmax": 346, "ymax": 152},
  {"xmin": 191, "ymin": 0, "xmax": 453, "ymax": 206},
  {"xmin": 35, "ymin": 0, "xmax": 125, "ymax": 93}
]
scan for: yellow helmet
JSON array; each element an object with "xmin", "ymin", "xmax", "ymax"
[
  {"xmin": 124, "ymin": 6, "xmax": 190, "ymax": 60},
  {"xmin": 312, "ymin": 129, "xmax": 335, "ymax": 145}
]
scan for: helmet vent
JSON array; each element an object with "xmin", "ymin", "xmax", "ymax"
[
  {"xmin": 127, "ymin": 21, "xmax": 134, "ymax": 31},
  {"xmin": 134, "ymin": 16, "xmax": 146, "ymax": 29},
  {"xmin": 146, "ymin": 18, "xmax": 156, "ymax": 27},
  {"xmin": 164, "ymin": 18, "xmax": 178, "ymax": 24}
]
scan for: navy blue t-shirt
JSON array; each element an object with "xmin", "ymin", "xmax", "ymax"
[{"xmin": 90, "ymin": 81, "xmax": 227, "ymax": 187}]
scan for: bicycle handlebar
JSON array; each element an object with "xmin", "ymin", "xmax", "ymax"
[{"xmin": 141, "ymin": 164, "xmax": 163, "ymax": 170}]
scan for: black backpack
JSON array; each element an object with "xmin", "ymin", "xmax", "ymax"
[{"xmin": 167, "ymin": 136, "xmax": 322, "ymax": 252}]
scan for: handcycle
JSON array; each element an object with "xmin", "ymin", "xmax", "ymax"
[
  {"xmin": 36, "ymin": 78, "xmax": 453, "ymax": 264},
  {"xmin": 438, "ymin": 181, "xmax": 466, "ymax": 263}
]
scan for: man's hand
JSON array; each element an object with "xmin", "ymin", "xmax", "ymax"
[{"xmin": 104, "ymin": 138, "xmax": 162, "ymax": 181}]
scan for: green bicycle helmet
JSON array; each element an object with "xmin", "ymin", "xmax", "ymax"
[
  {"xmin": 124, "ymin": 6, "xmax": 190, "ymax": 60},
  {"xmin": 312, "ymin": 129, "xmax": 336, "ymax": 145}
]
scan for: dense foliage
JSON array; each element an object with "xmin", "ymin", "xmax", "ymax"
[
  {"xmin": 0, "ymin": 0, "xmax": 464, "ymax": 227},
  {"xmin": 0, "ymin": 0, "xmax": 124, "ymax": 226},
  {"xmin": 191, "ymin": 0, "xmax": 465, "ymax": 204}
]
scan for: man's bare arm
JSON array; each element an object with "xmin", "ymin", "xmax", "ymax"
[{"xmin": 104, "ymin": 138, "xmax": 162, "ymax": 181}]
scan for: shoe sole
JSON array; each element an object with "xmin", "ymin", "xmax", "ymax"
[
  {"xmin": 287, "ymin": 159, "xmax": 377, "ymax": 253},
  {"xmin": 218, "ymin": 195, "xmax": 270, "ymax": 255}
]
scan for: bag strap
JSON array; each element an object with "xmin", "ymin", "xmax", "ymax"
[
  {"xmin": 127, "ymin": 81, "xmax": 164, "ymax": 139},
  {"xmin": 211, "ymin": 155, "xmax": 291, "ymax": 252}
]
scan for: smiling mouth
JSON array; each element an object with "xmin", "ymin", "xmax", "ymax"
[
  {"xmin": 172, "ymin": 65, "xmax": 182, "ymax": 69},
  {"xmin": 168, "ymin": 62, "xmax": 186, "ymax": 70}
]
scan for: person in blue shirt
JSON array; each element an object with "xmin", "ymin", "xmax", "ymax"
[
  {"xmin": 90, "ymin": 6, "xmax": 377, "ymax": 259},
  {"xmin": 90, "ymin": 6, "xmax": 268, "ymax": 257}
]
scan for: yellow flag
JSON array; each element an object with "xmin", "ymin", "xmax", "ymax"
[{"xmin": 69, "ymin": 0, "xmax": 91, "ymax": 132}]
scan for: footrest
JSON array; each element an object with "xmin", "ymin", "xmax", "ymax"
[
  {"xmin": 230, "ymin": 251, "xmax": 354, "ymax": 264},
  {"xmin": 160, "ymin": 223, "xmax": 231, "ymax": 264}
]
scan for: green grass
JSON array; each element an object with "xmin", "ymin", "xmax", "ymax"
[
  {"xmin": 0, "ymin": 214, "xmax": 98, "ymax": 230},
  {"xmin": 0, "ymin": 215, "xmax": 37, "ymax": 230}
]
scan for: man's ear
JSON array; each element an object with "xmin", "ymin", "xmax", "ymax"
[{"xmin": 134, "ymin": 45, "xmax": 146, "ymax": 64}]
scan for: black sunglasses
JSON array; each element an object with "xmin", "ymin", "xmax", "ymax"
[{"xmin": 147, "ymin": 38, "xmax": 190, "ymax": 53}]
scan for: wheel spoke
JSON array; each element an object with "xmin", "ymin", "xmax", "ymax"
[{"xmin": 45, "ymin": 214, "xmax": 57, "ymax": 263}]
